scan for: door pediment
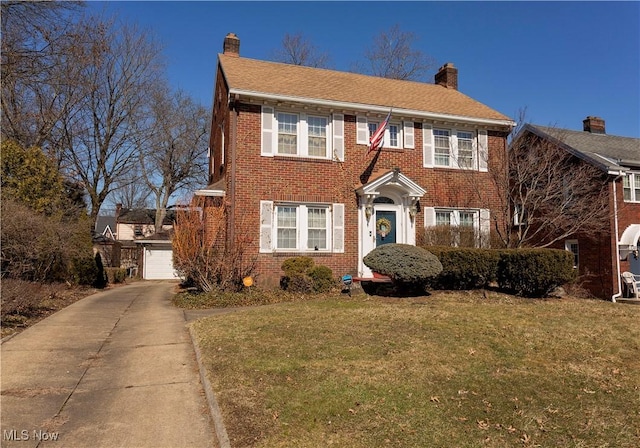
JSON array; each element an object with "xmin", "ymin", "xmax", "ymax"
[{"xmin": 356, "ymin": 168, "xmax": 426, "ymax": 200}]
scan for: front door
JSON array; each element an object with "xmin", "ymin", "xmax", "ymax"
[{"xmin": 375, "ymin": 210, "xmax": 396, "ymax": 247}]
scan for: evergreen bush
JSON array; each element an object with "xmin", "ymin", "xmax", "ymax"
[
  {"xmin": 425, "ymin": 246, "xmax": 500, "ymax": 290},
  {"xmin": 497, "ymin": 249, "xmax": 577, "ymax": 297},
  {"xmin": 363, "ymin": 244, "xmax": 442, "ymax": 284},
  {"xmin": 105, "ymin": 268, "xmax": 127, "ymax": 284},
  {"xmin": 280, "ymin": 257, "xmax": 335, "ymax": 293}
]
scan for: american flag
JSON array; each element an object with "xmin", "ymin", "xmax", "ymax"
[{"xmin": 367, "ymin": 109, "xmax": 392, "ymax": 156}]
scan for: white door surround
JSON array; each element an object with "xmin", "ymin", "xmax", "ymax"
[{"xmin": 356, "ymin": 169, "xmax": 426, "ymax": 277}]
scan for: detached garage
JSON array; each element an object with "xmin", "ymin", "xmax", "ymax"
[{"xmin": 136, "ymin": 235, "xmax": 181, "ymax": 280}]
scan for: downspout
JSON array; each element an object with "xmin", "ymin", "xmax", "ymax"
[
  {"xmin": 611, "ymin": 174, "xmax": 624, "ymax": 302},
  {"xmin": 228, "ymin": 95, "xmax": 238, "ymax": 249}
]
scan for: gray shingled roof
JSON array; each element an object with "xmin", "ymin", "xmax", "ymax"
[
  {"xmin": 526, "ymin": 124, "xmax": 640, "ymax": 173},
  {"xmin": 219, "ymin": 54, "xmax": 514, "ymax": 125}
]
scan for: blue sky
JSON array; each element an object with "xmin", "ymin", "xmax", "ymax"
[{"xmin": 89, "ymin": 1, "xmax": 640, "ymax": 138}]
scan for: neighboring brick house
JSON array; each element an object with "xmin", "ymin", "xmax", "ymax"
[
  {"xmin": 197, "ymin": 33, "xmax": 515, "ymax": 287},
  {"xmin": 516, "ymin": 117, "xmax": 640, "ymax": 301}
]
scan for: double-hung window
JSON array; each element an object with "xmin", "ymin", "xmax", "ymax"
[
  {"xmin": 277, "ymin": 113, "xmax": 298, "ymax": 155},
  {"xmin": 429, "ymin": 209, "xmax": 482, "ymax": 247},
  {"xmin": 457, "ymin": 131, "xmax": 474, "ymax": 168},
  {"xmin": 623, "ymin": 173, "xmax": 640, "ymax": 202},
  {"xmin": 268, "ymin": 109, "xmax": 332, "ymax": 159},
  {"xmin": 275, "ymin": 204, "xmax": 330, "ymax": 251},
  {"xmin": 363, "ymin": 118, "xmax": 410, "ymax": 150},
  {"xmin": 565, "ymin": 239, "xmax": 579, "ymax": 268},
  {"xmin": 432, "ymin": 128, "xmax": 479, "ymax": 169},
  {"xmin": 307, "ymin": 116, "xmax": 328, "ymax": 157},
  {"xmin": 434, "ymin": 129, "xmax": 451, "ymax": 166}
]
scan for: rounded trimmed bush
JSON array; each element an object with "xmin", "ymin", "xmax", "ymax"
[
  {"xmin": 308, "ymin": 265, "xmax": 335, "ymax": 293},
  {"xmin": 363, "ymin": 244, "xmax": 443, "ymax": 284},
  {"xmin": 281, "ymin": 256, "xmax": 314, "ymax": 276}
]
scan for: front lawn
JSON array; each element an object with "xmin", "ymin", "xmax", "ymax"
[{"xmin": 190, "ymin": 291, "xmax": 640, "ymax": 448}]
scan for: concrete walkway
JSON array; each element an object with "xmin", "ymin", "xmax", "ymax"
[{"xmin": 1, "ymin": 281, "xmax": 217, "ymax": 447}]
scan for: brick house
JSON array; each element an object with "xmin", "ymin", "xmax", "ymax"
[
  {"xmin": 516, "ymin": 117, "xmax": 640, "ymax": 301},
  {"xmin": 197, "ymin": 33, "xmax": 515, "ymax": 287}
]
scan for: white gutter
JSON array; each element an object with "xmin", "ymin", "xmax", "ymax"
[
  {"xmin": 195, "ymin": 189, "xmax": 225, "ymax": 197},
  {"xmin": 228, "ymin": 88, "xmax": 516, "ymax": 128},
  {"xmin": 611, "ymin": 173, "xmax": 624, "ymax": 302}
]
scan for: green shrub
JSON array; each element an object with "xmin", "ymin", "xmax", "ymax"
[
  {"xmin": 308, "ymin": 265, "xmax": 335, "ymax": 293},
  {"xmin": 280, "ymin": 257, "xmax": 335, "ymax": 293},
  {"xmin": 281, "ymin": 256, "xmax": 315, "ymax": 276},
  {"xmin": 497, "ymin": 249, "xmax": 577, "ymax": 297},
  {"xmin": 363, "ymin": 244, "xmax": 442, "ymax": 284},
  {"xmin": 105, "ymin": 267, "xmax": 127, "ymax": 284},
  {"xmin": 425, "ymin": 246, "xmax": 500, "ymax": 290},
  {"xmin": 70, "ymin": 256, "xmax": 98, "ymax": 286}
]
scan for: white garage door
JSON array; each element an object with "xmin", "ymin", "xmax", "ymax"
[{"xmin": 143, "ymin": 246, "xmax": 180, "ymax": 280}]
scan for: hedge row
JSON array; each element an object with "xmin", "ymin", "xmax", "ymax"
[{"xmin": 423, "ymin": 246, "xmax": 577, "ymax": 298}]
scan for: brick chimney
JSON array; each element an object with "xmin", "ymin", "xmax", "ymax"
[
  {"xmin": 435, "ymin": 62, "xmax": 458, "ymax": 90},
  {"xmin": 583, "ymin": 116, "xmax": 605, "ymax": 134},
  {"xmin": 223, "ymin": 33, "xmax": 240, "ymax": 57}
]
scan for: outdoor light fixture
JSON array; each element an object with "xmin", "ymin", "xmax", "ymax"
[
  {"xmin": 365, "ymin": 204, "xmax": 373, "ymax": 223},
  {"xmin": 409, "ymin": 204, "xmax": 417, "ymax": 223}
]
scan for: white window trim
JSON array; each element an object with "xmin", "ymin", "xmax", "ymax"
[
  {"xmin": 565, "ymin": 239, "xmax": 579, "ymax": 268},
  {"xmin": 263, "ymin": 106, "xmax": 339, "ymax": 160},
  {"xmin": 623, "ymin": 173, "xmax": 640, "ymax": 203},
  {"xmin": 358, "ymin": 115, "xmax": 414, "ymax": 150},
  {"xmin": 424, "ymin": 125, "xmax": 488, "ymax": 171},
  {"xmin": 424, "ymin": 207, "xmax": 490, "ymax": 247},
  {"xmin": 274, "ymin": 203, "xmax": 332, "ymax": 252}
]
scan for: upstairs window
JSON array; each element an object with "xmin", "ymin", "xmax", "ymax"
[
  {"xmin": 434, "ymin": 129, "xmax": 451, "ymax": 166},
  {"xmin": 262, "ymin": 107, "xmax": 338, "ymax": 160},
  {"xmin": 277, "ymin": 113, "xmax": 298, "ymax": 155},
  {"xmin": 457, "ymin": 131, "xmax": 474, "ymax": 168},
  {"xmin": 307, "ymin": 116, "xmax": 328, "ymax": 157},
  {"xmin": 427, "ymin": 127, "xmax": 484, "ymax": 170},
  {"xmin": 623, "ymin": 173, "xmax": 640, "ymax": 202},
  {"xmin": 359, "ymin": 116, "xmax": 414, "ymax": 150}
]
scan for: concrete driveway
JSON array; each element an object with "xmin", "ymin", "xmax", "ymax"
[{"xmin": 1, "ymin": 281, "xmax": 216, "ymax": 447}]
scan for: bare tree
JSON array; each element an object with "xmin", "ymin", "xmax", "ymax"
[
  {"xmin": 1, "ymin": 1, "xmax": 85, "ymax": 155},
  {"xmin": 58, "ymin": 16, "xmax": 164, "ymax": 226},
  {"xmin": 458, "ymin": 111, "xmax": 611, "ymax": 249},
  {"xmin": 138, "ymin": 87, "xmax": 210, "ymax": 231},
  {"xmin": 111, "ymin": 168, "xmax": 151, "ymax": 210},
  {"xmin": 358, "ymin": 25, "xmax": 436, "ymax": 81},
  {"xmin": 503, "ymin": 127, "xmax": 611, "ymax": 248},
  {"xmin": 270, "ymin": 33, "xmax": 330, "ymax": 68}
]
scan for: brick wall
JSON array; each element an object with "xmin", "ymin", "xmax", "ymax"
[{"xmin": 205, "ymin": 100, "xmax": 510, "ymax": 286}]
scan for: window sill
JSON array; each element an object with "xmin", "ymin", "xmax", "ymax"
[{"xmin": 273, "ymin": 155, "xmax": 333, "ymax": 163}]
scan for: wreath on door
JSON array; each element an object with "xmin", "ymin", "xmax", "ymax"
[{"xmin": 376, "ymin": 217, "xmax": 392, "ymax": 238}]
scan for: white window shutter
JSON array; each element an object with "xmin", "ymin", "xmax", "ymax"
[
  {"xmin": 479, "ymin": 209, "xmax": 491, "ymax": 248},
  {"xmin": 424, "ymin": 207, "xmax": 436, "ymax": 228},
  {"xmin": 478, "ymin": 130, "xmax": 488, "ymax": 172},
  {"xmin": 423, "ymin": 124, "xmax": 433, "ymax": 168},
  {"xmin": 261, "ymin": 106, "xmax": 275, "ymax": 157},
  {"xmin": 332, "ymin": 203, "xmax": 344, "ymax": 253},
  {"xmin": 403, "ymin": 121, "xmax": 415, "ymax": 149},
  {"xmin": 333, "ymin": 113, "xmax": 344, "ymax": 161},
  {"xmin": 259, "ymin": 201, "xmax": 274, "ymax": 252},
  {"xmin": 357, "ymin": 116, "xmax": 369, "ymax": 145}
]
